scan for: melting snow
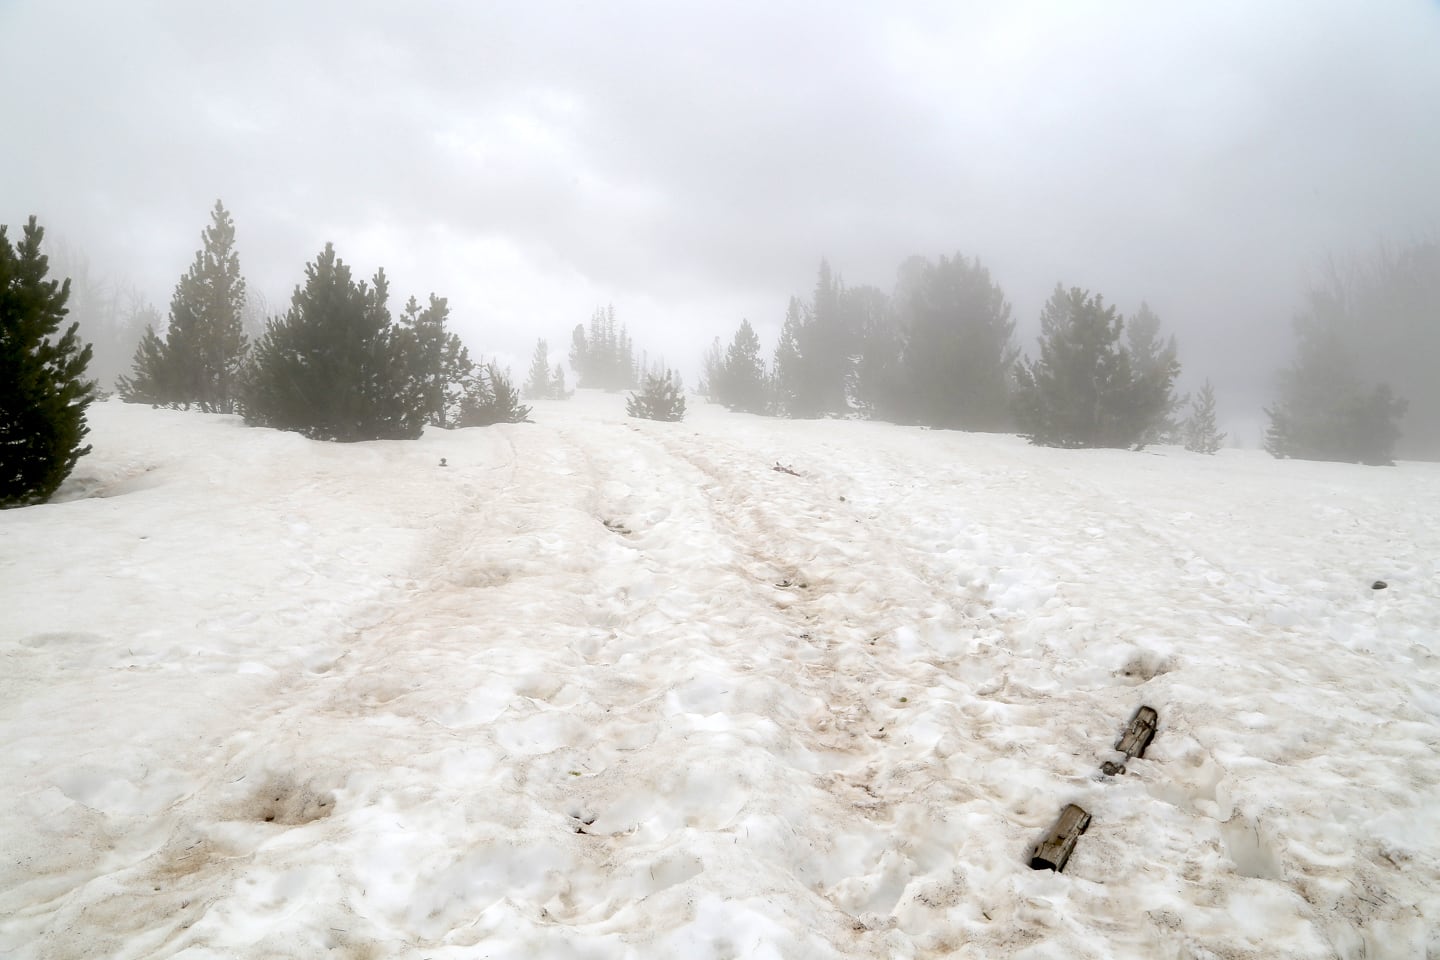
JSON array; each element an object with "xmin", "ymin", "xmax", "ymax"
[{"xmin": 2, "ymin": 393, "xmax": 1438, "ymax": 958}]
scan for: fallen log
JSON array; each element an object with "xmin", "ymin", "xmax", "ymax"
[
  {"xmin": 1115, "ymin": 705, "xmax": 1159, "ymax": 760},
  {"xmin": 1030, "ymin": 803, "xmax": 1091, "ymax": 872}
]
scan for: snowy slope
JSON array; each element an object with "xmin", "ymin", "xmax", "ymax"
[{"xmin": 2, "ymin": 394, "xmax": 1437, "ymax": 959}]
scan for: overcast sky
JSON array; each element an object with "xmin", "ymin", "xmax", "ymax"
[{"xmin": 4, "ymin": 0, "xmax": 1438, "ymax": 435}]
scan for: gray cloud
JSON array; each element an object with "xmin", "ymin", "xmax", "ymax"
[{"xmin": 4, "ymin": 0, "xmax": 1438, "ymax": 433}]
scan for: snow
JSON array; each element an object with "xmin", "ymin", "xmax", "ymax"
[{"xmin": 2, "ymin": 392, "xmax": 1438, "ymax": 959}]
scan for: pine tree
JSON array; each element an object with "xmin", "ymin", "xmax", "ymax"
[
  {"xmin": 699, "ymin": 336, "xmax": 723, "ymax": 399},
  {"xmin": 551, "ymin": 364, "xmax": 569, "ymax": 399},
  {"xmin": 1182, "ymin": 380, "xmax": 1226, "ymax": 454},
  {"xmin": 118, "ymin": 323, "xmax": 175, "ymax": 406},
  {"xmin": 1264, "ymin": 253, "xmax": 1416, "ymax": 465},
  {"xmin": 117, "ymin": 201, "xmax": 247, "ymax": 412},
  {"xmin": 244, "ymin": 244, "xmax": 422, "ymax": 441},
  {"xmin": 398, "ymin": 294, "xmax": 471, "ymax": 429},
  {"xmin": 1, "ymin": 217, "xmax": 95, "ymax": 507},
  {"xmin": 1013, "ymin": 285, "xmax": 1173, "ymax": 449},
  {"xmin": 718, "ymin": 319, "xmax": 767, "ymax": 414},
  {"xmin": 1126, "ymin": 302, "xmax": 1182, "ymax": 444},
  {"xmin": 525, "ymin": 339, "xmax": 552, "ymax": 400},
  {"xmin": 626, "ymin": 369, "xmax": 686, "ymax": 422},
  {"xmin": 894, "ymin": 253, "xmax": 1016, "ymax": 431},
  {"xmin": 772, "ymin": 296, "xmax": 808, "ymax": 416},
  {"xmin": 458, "ymin": 363, "xmax": 531, "ymax": 425},
  {"xmin": 570, "ymin": 305, "xmax": 644, "ymax": 390}
]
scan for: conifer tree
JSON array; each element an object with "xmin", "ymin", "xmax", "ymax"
[
  {"xmin": 718, "ymin": 319, "xmax": 767, "ymax": 414},
  {"xmin": 117, "ymin": 201, "xmax": 247, "ymax": 412},
  {"xmin": 1182, "ymin": 380, "xmax": 1226, "ymax": 454},
  {"xmin": 1126, "ymin": 302, "xmax": 1182, "ymax": 444},
  {"xmin": 894, "ymin": 253, "xmax": 1017, "ymax": 430},
  {"xmin": 772, "ymin": 296, "xmax": 807, "ymax": 416},
  {"xmin": 525, "ymin": 339, "xmax": 552, "ymax": 400},
  {"xmin": 398, "ymin": 294, "xmax": 470, "ymax": 429},
  {"xmin": 570, "ymin": 305, "xmax": 642, "ymax": 390},
  {"xmin": 699, "ymin": 336, "xmax": 723, "ymax": 399},
  {"xmin": 245, "ymin": 244, "xmax": 422, "ymax": 441},
  {"xmin": 1, "ymin": 217, "xmax": 95, "ymax": 507},
  {"xmin": 1013, "ymin": 285, "xmax": 1175, "ymax": 449},
  {"xmin": 1264, "ymin": 251, "xmax": 1417, "ymax": 465},
  {"xmin": 626, "ymin": 369, "xmax": 686, "ymax": 422},
  {"xmin": 118, "ymin": 324, "xmax": 174, "ymax": 406},
  {"xmin": 551, "ymin": 364, "xmax": 569, "ymax": 399},
  {"xmin": 458, "ymin": 363, "xmax": 531, "ymax": 425}
]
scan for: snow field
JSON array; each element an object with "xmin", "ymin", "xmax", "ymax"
[{"xmin": 1, "ymin": 393, "xmax": 1437, "ymax": 958}]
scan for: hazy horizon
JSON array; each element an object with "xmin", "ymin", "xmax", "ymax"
[{"xmin": 5, "ymin": 1, "xmax": 1439, "ymax": 443}]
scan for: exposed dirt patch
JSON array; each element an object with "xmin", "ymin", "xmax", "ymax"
[{"xmin": 232, "ymin": 774, "xmax": 336, "ymax": 826}]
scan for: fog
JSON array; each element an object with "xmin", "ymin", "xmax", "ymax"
[{"xmin": 4, "ymin": 0, "xmax": 1439, "ymax": 441}]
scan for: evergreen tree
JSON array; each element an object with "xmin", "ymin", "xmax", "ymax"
[
  {"xmin": 772, "ymin": 296, "xmax": 808, "ymax": 416},
  {"xmin": 1, "ymin": 217, "xmax": 95, "ymax": 507},
  {"xmin": 458, "ymin": 363, "xmax": 532, "ymax": 426},
  {"xmin": 117, "ymin": 200, "xmax": 248, "ymax": 412},
  {"xmin": 804, "ymin": 259, "xmax": 851, "ymax": 415},
  {"xmin": 1264, "ymin": 245, "xmax": 1427, "ymax": 463},
  {"xmin": 699, "ymin": 336, "xmax": 723, "ymax": 399},
  {"xmin": 1182, "ymin": 380, "xmax": 1226, "ymax": 454},
  {"xmin": 398, "ymin": 294, "xmax": 470, "ymax": 429},
  {"xmin": 118, "ymin": 323, "xmax": 175, "ymax": 406},
  {"xmin": 717, "ymin": 319, "xmax": 767, "ymax": 414},
  {"xmin": 569, "ymin": 323, "xmax": 589, "ymax": 382},
  {"xmin": 627, "ymin": 369, "xmax": 686, "ymax": 422},
  {"xmin": 525, "ymin": 338, "xmax": 552, "ymax": 400},
  {"xmin": 1013, "ymin": 285, "xmax": 1174, "ymax": 449},
  {"xmin": 244, "ymin": 244, "xmax": 422, "ymax": 441},
  {"xmin": 1126, "ymin": 302, "xmax": 1182, "ymax": 444},
  {"xmin": 551, "ymin": 364, "xmax": 569, "ymax": 399},
  {"xmin": 893, "ymin": 253, "xmax": 1017, "ymax": 430}
]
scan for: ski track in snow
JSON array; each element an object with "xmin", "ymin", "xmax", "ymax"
[{"xmin": 1, "ymin": 394, "xmax": 1438, "ymax": 959}]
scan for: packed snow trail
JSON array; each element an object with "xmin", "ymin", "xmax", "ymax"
[{"xmin": 1, "ymin": 394, "xmax": 1437, "ymax": 959}]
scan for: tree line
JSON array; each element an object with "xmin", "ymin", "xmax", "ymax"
[
  {"xmin": 111, "ymin": 201, "xmax": 535, "ymax": 441},
  {"xmin": 703, "ymin": 245, "xmax": 1429, "ymax": 465},
  {"xmin": 2, "ymin": 203, "xmax": 682, "ymax": 506},
  {"xmin": 703, "ymin": 256, "xmax": 1222, "ymax": 454},
  {"xmin": 3, "ymin": 207, "xmax": 1432, "ymax": 507}
]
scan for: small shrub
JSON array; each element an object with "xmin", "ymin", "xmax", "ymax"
[
  {"xmin": 627, "ymin": 370, "xmax": 686, "ymax": 422},
  {"xmin": 458, "ymin": 363, "xmax": 531, "ymax": 426}
]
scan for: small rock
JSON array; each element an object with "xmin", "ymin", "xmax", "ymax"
[
  {"xmin": 439, "ymin": 458, "xmax": 448, "ymax": 467},
  {"xmin": 1372, "ymin": 580, "xmax": 1387, "ymax": 590}
]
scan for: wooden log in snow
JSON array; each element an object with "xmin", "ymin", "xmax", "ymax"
[
  {"xmin": 1115, "ymin": 705, "xmax": 1158, "ymax": 760},
  {"xmin": 1030, "ymin": 803, "xmax": 1091, "ymax": 872}
]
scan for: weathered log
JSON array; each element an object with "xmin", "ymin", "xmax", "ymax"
[
  {"xmin": 1115, "ymin": 705, "xmax": 1158, "ymax": 760},
  {"xmin": 1030, "ymin": 803, "xmax": 1091, "ymax": 872}
]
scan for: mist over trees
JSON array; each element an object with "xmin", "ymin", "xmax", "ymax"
[
  {"xmin": 708, "ymin": 256, "xmax": 1188, "ymax": 451},
  {"xmin": 41, "ymin": 241, "xmax": 154, "ymax": 391},
  {"xmin": 1, "ymin": 217, "xmax": 94, "ymax": 507},
  {"xmin": 1265, "ymin": 239, "xmax": 1436, "ymax": 464},
  {"xmin": 570, "ymin": 305, "xmax": 639, "ymax": 391},
  {"xmin": 884, "ymin": 254, "xmax": 1017, "ymax": 430}
]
